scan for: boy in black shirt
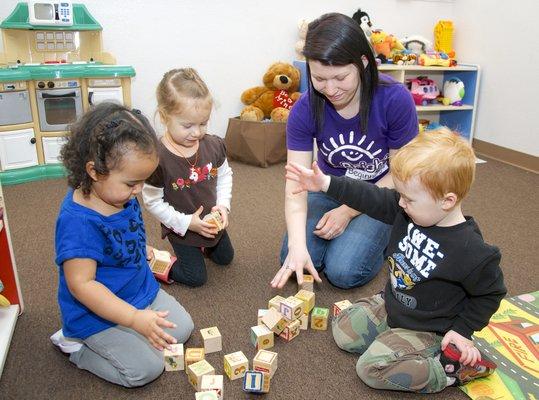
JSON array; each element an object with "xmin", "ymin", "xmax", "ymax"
[{"xmin": 285, "ymin": 128, "xmax": 506, "ymax": 393}]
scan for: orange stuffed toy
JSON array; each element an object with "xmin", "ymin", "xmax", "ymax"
[{"xmin": 240, "ymin": 62, "xmax": 301, "ymax": 122}]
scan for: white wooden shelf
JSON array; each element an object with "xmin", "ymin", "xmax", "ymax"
[
  {"xmin": 416, "ymin": 105, "xmax": 474, "ymax": 112},
  {"xmin": 0, "ymin": 305, "xmax": 19, "ymax": 377}
]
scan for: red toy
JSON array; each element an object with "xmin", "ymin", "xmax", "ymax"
[{"xmin": 406, "ymin": 76, "xmax": 440, "ymax": 106}]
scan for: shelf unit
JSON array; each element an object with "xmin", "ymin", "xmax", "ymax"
[{"xmin": 293, "ymin": 60, "xmax": 481, "ymax": 143}]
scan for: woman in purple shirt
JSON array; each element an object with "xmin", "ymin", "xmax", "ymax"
[{"xmin": 271, "ymin": 13, "xmax": 418, "ymax": 289}]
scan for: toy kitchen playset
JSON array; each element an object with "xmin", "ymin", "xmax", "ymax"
[{"xmin": 0, "ymin": 1, "xmax": 135, "ymax": 184}]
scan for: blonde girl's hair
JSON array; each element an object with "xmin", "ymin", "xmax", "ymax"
[
  {"xmin": 156, "ymin": 68, "xmax": 212, "ymax": 117},
  {"xmin": 391, "ymin": 127, "xmax": 476, "ymax": 201}
]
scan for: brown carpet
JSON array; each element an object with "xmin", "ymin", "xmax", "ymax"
[{"xmin": 0, "ymin": 157, "xmax": 537, "ymax": 399}]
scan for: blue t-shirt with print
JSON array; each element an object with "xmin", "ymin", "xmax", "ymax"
[
  {"xmin": 287, "ymin": 74, "xmax": 418, "ymax": 183},
  {"xmin": 55, "ymin": 190, "xmax": 159, "ymax": 339}
]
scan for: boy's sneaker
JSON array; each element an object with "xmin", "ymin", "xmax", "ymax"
[
  {"xmin": 50, "ymin": 329, "xmax": 83, "ymax": 354},
  {"xmin": 440, "ymin": 343, "xmax": 497, "ymax": 386}
]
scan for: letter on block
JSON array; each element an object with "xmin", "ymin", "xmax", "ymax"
[
  {"xmin": 243, "ymin": 370, "xmax": 270, "ymax": 393},
  {"xmin": 280, "ymin": 296, "xmax": 304, "ymax": 321},
  {"xmin": 200, "ymin": 326, "xmax": 222, "ymax": 354},
  {"xmin": 195, "ymin": 391, "xmax": 219, "ymax": 400},
  {"xmin": 268, "ymin": 295, "xmax": 285, "ymax": 310},
  {"xmin": 164, "ymin": 343, "xmax": 184, "ymax": 371},
  {"xmin": 299, "ymin": 313, "xmax": 309, "ymax": 330},
  {"xmin": 261, "ymin": 307, "xmax": 287, "ymax": 334},
  {"xmin": 185, "ymin": 347, "xmax": 205, "ymax": 367},
  {"xmin": 200, "ymin": 374, "xmax": 223, "ymax": 400},
  {"xmin": 250, "ymin": 325, "xmax": 274, "ymax": 350},
  {"xmin": 253, "ymin": 349, "xmax": 278, "ymax": 378},
  {"xmin": 300, "ymin": 274, "xmax": 314, "ymax": 291},
  {"xmin": 333, "ymin": 300, "xmax": 353, "ymax": 317},
  {"xmin": 224, "ymin": 351, "xmax": 249, "ymax": 380},
  {"xmin": 311, "ymin": 307, "xmax": 329, "ymax": 330},
  {"xmin": 295, "ymin": 289, "xmax": 315, "ymax": 313},
  {"xmin": 187, "ymin": 359, "xmax": 215, "ymax": 391},
  {"xmin": 279, "ymin": 319, "xmax": 301, "ymax": 341}
]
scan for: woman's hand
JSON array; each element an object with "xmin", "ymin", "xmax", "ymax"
[
  {"xmin": 441, "ymin": 330, "xmax": 482, "ymax": 367},
  {"xmin": 314, "ymin": 205, "xmax": 356, "ymax": 240},
  {"xmin": 129, "ymin": 309, "xmax": 178, "ymax": 351},
  {"xmin": 212, "ymin": 205, "xmax": 230, "ymax": 229},
  {"xmin": 270, "ymin": 246, "xmax": 322, "ymax": 289},
  {"xmin": 189, "ymin": 206, "xmax": 219, "ymax": 238},
  {"xmin": 285, "ymin": 161, "xmax": 330, "ymax": 194}
]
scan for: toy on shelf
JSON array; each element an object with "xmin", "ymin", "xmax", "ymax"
[
  {"xmin": 370, "ymin": 30, "xmax": 405, "ymax": 63},
  {"xmin": 400, "ymin": 35, "xmax": 433, "ymax": 56},
  {"xmin": 434, "ymin": 20, "xmax": 454, "ymax": 55},
  {"xmin": 406, "ymin": 76, "xmax": 440, "ymax": 106},
  {"xmin": 352, "ymin": 8, "xmax": 373, "ymax": 39},
  {"xmin": 295, "ymin": 19, "xmax": 309, "ymax": 61},
  {"xmin": 392, "ymin": 51, "xmax": 417, "ymax": 65},
  {"xmin": 441, "ymin": 77, "xmax": 465, "ymax": 106},
  {"xmin": 0, "ymin": 279, "xmax": 10, "ymax": 307},
  {"xmin": 418, "ymin": 50, "xmax": 457, "ymax": 67}
]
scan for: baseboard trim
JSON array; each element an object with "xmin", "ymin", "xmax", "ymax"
[{"xmin": 472, "ymin": 139, "xmax": 538, "ymax": 173}]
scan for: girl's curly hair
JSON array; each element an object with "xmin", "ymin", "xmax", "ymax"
[{"xmin": 60, "ymin": 102, "xmax": 158, "ymax": 195}]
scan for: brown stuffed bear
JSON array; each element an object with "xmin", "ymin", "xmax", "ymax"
[{"xmin": 240, "ymin": 62, "xmax": 301, "ymax": 122}]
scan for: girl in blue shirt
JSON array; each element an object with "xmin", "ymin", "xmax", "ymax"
[{"xmin": 51, "ymin": 103, "xmax": 194, "ymax": 387}]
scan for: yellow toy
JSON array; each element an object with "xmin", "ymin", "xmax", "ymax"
[
  {"xmin": 240, "ymin": 62, "xmax": 301, "ymax": 122},
  {"xmin": 434, "ymin": 20, "xmax": 454, "ymax": 55},
  {"xmin": 0, "ymin": 279, "xmax": 10, "ymax": 307},
  {"xmin": 370, "ymin": 30, "xmax": 405, "ymax": 61}
]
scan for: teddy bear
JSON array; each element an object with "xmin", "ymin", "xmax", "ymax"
[
  {"xmin": 295, "ymin": 19, "xmax": 309, "ymax": 61},
  {"xmin": 240, "ymin": 62, "xmax": 301, "ymax": 122}
]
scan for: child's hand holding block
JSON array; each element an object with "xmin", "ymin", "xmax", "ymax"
[
  {"xmin": 311, "ymin": 307, "xmax": 329, "ymax": 330},
  {"xmin": 250, "ymin": 325, "xmax": 274, "ymax": 350},
  {"xmin": 187, "ymin": 359, "xmax": 215, "ymax": 390},
  {"xmin": 294, "ymin": 289, "xmax": 315, "ymax": 313},
  {"xmin": 253, "ymin": 349, "xmax": 278, "ymax": 378},
  {"xmin": 200, "ymin": 327, "xmax": 222, "ymax": 354},
  {"xmin": 279, "ymin": 319, "xmax": 301, "ymax": 341},
  {"xmin": 243, "ymin": 370, "xmax": 270, "ymax": 393},
  {"xmin": 261, "ymin": 307, "xmax": 287, "ymax": 334},
  {"xmin": 203, "ymin": 210, "xmax": 224, "ymax": 231},
  {"xmin": 280, "ymin": 296, "xmax": 304, "ymax": 321},
  {"xmin": 199, "ymin": 374, "xmax": 223, "ymax": 400},
  {"xmin": 223, "ymin": 351, "xmax": 249, "ymax": 380},
  {"xmin": 185, "ymin": 347, "xmax": 205, "ymax": 367},
  {"xmin": 148, "ymin": 248, "xmax": 175, "ymax": 284},
  {"xmin": 164, "ymin": 343, "xmax": 184, "ymax": 371},
  {"xmin": 333, "ymin": 300, "xmax": 352, "ymax": 316}
]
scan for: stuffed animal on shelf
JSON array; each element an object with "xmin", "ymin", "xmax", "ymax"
[
  {"xmin": 442, "ymin": 77, "xmax": 465, "ymax": 106},
  {"xmin": 295, "ymin": 19, "xmax": 309, "ymax": 61},
  {"xmin": 352, "ymin": 8, "xmax": 373, "ymax": 39},
  {"xmin": 370, "ymin": 30, "xmax": 405, "ymax": 63},
  {"xmin": 400, "ymin": 35, "xmax": 433, "ymax": 56},
  {"xmin": 240, "ymin": 62, "xmax": 301, "ymax": 122}
]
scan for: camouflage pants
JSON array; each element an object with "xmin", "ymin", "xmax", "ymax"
[{"xmin": 332, "ymin": 293, "xmax": 448, "ymax": 393}]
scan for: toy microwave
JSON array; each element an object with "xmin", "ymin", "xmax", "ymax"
[{"xmin": 28, "ymin": 1, "xmax": 73, "ymax": 26}]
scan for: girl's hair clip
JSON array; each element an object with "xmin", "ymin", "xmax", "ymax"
[
  {"xmin": 105, "ymin": 120, "xmax": 120, "ymax": 130},
  {"xmin": 131, "ymin": 108, "xmax": 142, "ymax": 115}
]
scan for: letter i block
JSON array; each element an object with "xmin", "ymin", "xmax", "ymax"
[
  {"xmin": 295, "ymin": 289, "xmax": 315, "ymax": 313},
  {"xmin": 253, "ymin": 349, "xmax": 278, "ymax": 378},
  {"xmin": 300, "ymin": 274, "xmax": 314, "ymax": 291},
  {"xmin": 261, "ymin": 307, "xmax": 287, "ymax": 334},
  {"xmin": 185, "ymin": 348, "xmax": 205, "ymax": 367},
  {"xmin": 333, "ymin": 300, "xmax": 353, "ymax": 317},
  {"xmin": 257, "ymin": 309, "xmax": 268, "ymax": 325},
  {"xmin": 311, "ymin": 307, "xmax": 329, "ymax": 330},
  {"xmin": 279, "ymin": 319, "xmax": 301, "ymax": 342},
  {"xmin": 187, "ymin": 359, "xmax": 215, "ymax": 391},
  {"xmin": 280, "ymin": 296, "xmax": 304, "ymax": 321},
  {"xmin": 268, "ymin": 295, "xmax": 286, "ymax": 310},
  {"xmin": 196, "ymin": 391, "xmax": 219, "ymax": 400},
  {"xmin": 164, "ymin": 343, "xmax": 184, "ymax": 371},
  {"xmin": 243, "ymin": 370, "xmax": 270, "ymax": 393},
  {"xmin": 224, "ymin": 351, "xmax": 249, "ymax": 380},
  {"xmin": 200, "ymin": 327, "xmax": 222, "ymax": 354},
  {"xmin": 299, "ymin": 313, "xmax": 309, "ymax": 330},
  {"xmin": 250, "ymin": 325, "xmax": 274, "ymax": 350},
  {"xmin": 200, "ymin": 374, "xmax": 223, "ymax": 400}
]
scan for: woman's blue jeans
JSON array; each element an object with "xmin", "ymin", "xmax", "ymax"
[{"xmin": 280, "ymin": 192, "xmax": 391, "ymax": 289}]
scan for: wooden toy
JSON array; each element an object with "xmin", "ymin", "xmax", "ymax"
[
  {"xmin": 185, "ymin": 347, "xmax": 205, "ymax": 367},
  {"xmin": 243, "ymin": 370, "xmax": 270, "ymax": 393},
  {"xmin": 250, "ymin": 325, "xmax": 274, "ymax": 350},
  {"xmin": 200, "ymin": 374, "xmax": 223, "ymax": 400},
  {"xmin": 295, "ymin": 289, "xmax": 315, "ymax": 313},
  {"xmin": 149, "ymin": 249, "xmax": 175, "ymax": 284},
  {"xmin": 195, "ymin": 391, "xmax": 219, "ymax": 400},
  {"xmin": 279, "ymin": 319, "xmax": 300, "ymax": 342},
  {"xmin": 253, "ymin": 349, "xmax": 278, "ymax": 378},
  {"xmin": 200, "ymin": 327, "xmax": 222, "ymax": 354},
  {"xmin": 257, "ymin": 309, "xmax": 268, "ymax": 325},
  {"xmin": 261, "ymin": 307, "xmax": 287, "ymax": 334},
  {"xmin": 299, "ymin": 313, "xmax": 309, "ymax": 330},
  {"xmin": 268, "ymin": 295, "xmax": 285, "ymax": 310},
  {"xmin": 311, "ymin": 307, "xmax": 329, "ymax": 330},
  {"xmin": 164, "ymin": 343, "xmax": 184, "ymax": 371},
  {"xmin": 187, "ymin": 359, "xmax": 215, "ymax": 391},
  {"xmin": 224, "ymin": 351, "xmax": 249, "ymax": 380},
  {"xmin": 333, "ymin": 300, "xmax": 353, "ymax": 317},
  {"xmin": 280, "ymin": 296, "xmax": 304, "ymax": 321},
  {"xmin": 203, "ymin": 210, "xmax": 224, "ymax": 231},
  {"xmin": 300, "ymin": 274, "xmax": 314, "ymax": 291}
]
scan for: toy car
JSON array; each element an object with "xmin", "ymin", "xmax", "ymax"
[{"xmin": 406, "ymin": 76, "xmax": 440, "ymax": 106}]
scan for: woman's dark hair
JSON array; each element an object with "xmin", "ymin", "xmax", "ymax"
[
  {"xmin": 60, "ymin": 102, "xmax": 158, "ymax": 195},
  {"xmin": 303, "ymin": 12, "xmax": 379, "ymax": 133}
]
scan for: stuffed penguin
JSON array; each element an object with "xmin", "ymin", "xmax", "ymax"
[{"xmin": 352, "ymin": 8, "xmax": 373, "ymax": 38}]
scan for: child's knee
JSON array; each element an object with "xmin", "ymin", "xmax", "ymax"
[
  {"xmin": 174, "ymin": 315, "xmax": 194, "ymax": 344},
  {"xmin": 123, "ymin": 357, "xmax": 163, "ymax": 387},
  {"xmin": 331, "ymin": 308, "xmax": 371, "ymax": 354},
  {"xmin": 356, "ymin": 354, "xmax": 382, "ymax": 388}
]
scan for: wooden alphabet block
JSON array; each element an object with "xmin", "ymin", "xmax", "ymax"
[
  {"xmin": 149, "ymin": 249, "xmax": 174, "ymax": 283},
  {"xmin": 224, "ymin": 351, "xmax": 249, "ymax": 380},
  {"xmin": 200, "ymin": 374, "xmax": 223, "ymax": 400},
  {"xmin": 243, "ymin": 370, "xmax": 270, "ymax": 393},
  {"xmin": 299, "ymin": 313, "xmax": 309, "ymax": 330},
  {"xmin": 203, "ymin": 210, "xmax": 224, "ymax": 231},
  {"xmin": 280, "ymin": 296, "xmax": 304, "ymax": 321},
  {"xmin": 185, "ymin": 347, "xmax": 205, "ymax": 367},
  {"xmin": 187, "ymin": 359, "xmax": 215, "ymax": 391},
  {"xmin": 195, "ymin": 391, "xmax": 219, "ymax": 400},
  {"xmin": 311, "ymin": 307, "xmax": 329, "ymax": 330},
  {"xmin": 295, "ymin": 289, "xmax": 315, "ymax": 313},
  {"xmin": 333, "ymin": 300, "xmax": 353, "ymax": 317},
  {"xmin": 250, "ymin": 325, "xmax": 274, "ymax": 350},
  {"xmin": 268, "ymin": 295, "xmax": 285, "ymax": 310},
  {"xmin": 253, "ymin": 349, "xmax": 278, "ymax": 378},
  {"xmin": 300, "ymin": 274, "xmax": 314, "ymax": 291},
  {"xmin": 164, "ymin": 343, "xmax": 184, "ymax": 371},
  {"xmin": 200, "ymin": 327, "xmax": 222, "ymax": 354},
  {"xmin": 261, "ymin": 307, "xmax": 287, "ymax": 334},
  {"xmin": 279, "ymin": 319, "xmax": 300, "ymax": 342},
  {"xmin": 257, "ymin": 309, "xmax": 268, "ymax": 325}
]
